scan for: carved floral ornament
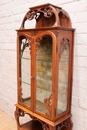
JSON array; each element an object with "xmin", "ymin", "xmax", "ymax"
[
  {"xmin": 20, "ymin": 5, "xmax": 54, "ymax": 29},
  {"xmin": 56, "ymin": 119, "xmax": 70, "ymax": 130},
  {"xmin": 21, "ymin": 38, "xmax": 32, "ymax": 56},
  {"xmin": 59, "ymin": 38, "xmax": 70, "ymax": 59},
  {"xmin": 20, "ymin": 4, "xmax": 71, "ymax": 29},
  {"xmin": 25, "ymin": 6, "xmax": 70, "ymax": 21},
  {"xmin": 26, "ymin": 6, "xmax": 53, "ymax": 21}
]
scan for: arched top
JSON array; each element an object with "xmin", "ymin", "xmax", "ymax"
[
  {"xmin": 34, "ymin": 30, "xmax": 56, "ymax": 44},
  {"xmin": 20, "ymin": 3, "xmax": 72, "ymax": 29}
]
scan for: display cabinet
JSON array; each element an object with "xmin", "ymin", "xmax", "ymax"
[{"xmin": 14, "ymin": 3, "xmax": 75, "ymax": 130}]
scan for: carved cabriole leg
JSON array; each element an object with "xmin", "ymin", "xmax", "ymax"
[
  {"xmin": 14, "ymin": 107, "xmax": 25, "ymax": 130},
  {"xmin": 14, "ymin": 107, "xmax": 21, "ymax": 130}
]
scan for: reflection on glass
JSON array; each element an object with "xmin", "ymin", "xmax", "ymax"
[
  {"xmin": 36, "ymin": 35, "xmax": 52, "ymax": 115},
  {"xmin": 57, "ymin": 38, "xmax": 69, "ymax": 114},
  {"xmin": 20, "ymin": 37, "xmax": 31, "ymax": 107}
]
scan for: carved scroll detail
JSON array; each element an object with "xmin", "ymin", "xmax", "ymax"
[
  {"xmin": 35, "ymin": 37, "xmax": 42, "ymax": 55},
  {"xmin": 20, "ymin": 4, "xmax": 72, "ymax": 29},
  {"xmin": 21, "ymin": 38, "xmax": 32, "ymax": 56},
  {"xmin": 26, "ymin": 6, "xmax": 53, "ymax": 20},
  {"xmin": 59, "ymin": 38, "xmax": 70, "ymax": 59},
  {"xmin": 26, "ymin": 10, "xmax": 36, "ymax": 20},
  {"xmin": 56, "ymin": 119, "xmax": 70, "ymax": 130},
  {"xmin": 44, "ymin": 94, "xmax": 52, "ymax": 116},
  {"xmin": 42, "ymin": 122, "xmax": 49, "ymax": 130},
  {"xmin": 26, "ymin": 6, "xmax": 53, "ymax": 21},
  {"xmin": 20, "ymin": 5, "xmax": 54, "ymax": 29},
  {"xmin": 40, "ymin": 6, "xmax": 53, "ymax": 18},
  {"xmin": 18, "ymin": 109, "xmax": 25, "ymax": 116},
  {"xmin": 14, "ymin": 108, "xmax": 26, "ymax": 129},
  {"xmin": 15, "ymin": 108, "xmax": 50, "ymax": 130}
]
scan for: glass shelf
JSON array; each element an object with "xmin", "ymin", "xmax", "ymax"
[
  {"xmin": 21, "ymin": 57, "xmax": 31, "ymax": 60},
  {"xmin": 36, "ymin": 58, "xmax": 52, "ymax": 62},
  {"xmin": 22, "ymin": 81, "xmax": 31, "ymax": 86},
  {"xmin": 36, "ymin": 85, "xmax": 52, "ymax": 92}
]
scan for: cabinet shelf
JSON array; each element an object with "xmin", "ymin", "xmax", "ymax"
[
  {"xmin": 36, "ymin": 85, "xmax": 52, "ymax": 92},
  {"xmin": 20, "ymin": 120, "xmax": 43, "ymax": 130},
  {"xmin": 21, "ymin": 57, "xmax": 52, "ymax": 62}
]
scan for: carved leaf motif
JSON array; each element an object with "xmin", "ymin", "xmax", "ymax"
[
  {"xmin": 41, "ymin": 7, "xmax": 53, "ymax": 18},
  {"xmin": 18, "ymin": 109, "xmax": 25, "ymax": 116},
  {"xmin": 57, "ymin": 119, "xmax": 70, "ymax": 130},
  {"xmin": 59, "ymin": 38, "xmax": 70, "ymax": 59},
  {"xmin": 26, "ymin": 10, "xmax": 36, "ymax": 20},
  {"xmin": 44, "ymin": 94, "xmax": 52, "ymax": 116},
  {"xmin": 42, "ymin": 122, "xmax": 49, "ymax": 130},
  {"xmin": 35, "ymin": 37, "xmax": 42, "ymax": 55},
  {"xmin": 25, "ymin": 6, "xmax": 53, "ymax": 21},
  {"xmin": 21, "ymin": 38, "xmax": 31, "ymax": 56}
]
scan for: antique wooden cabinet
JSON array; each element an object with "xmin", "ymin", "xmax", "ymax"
[{"xmin": 15, "ymin": 3, "xmax": 75, "ymax": 130}]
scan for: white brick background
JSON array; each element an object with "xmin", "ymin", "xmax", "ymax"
[{"xmin": 0, "ymin": 0, "xmax": 87, "ymax": 130}]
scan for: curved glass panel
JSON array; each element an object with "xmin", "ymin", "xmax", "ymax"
[
  {"xmin": 36, "ymin": 35, "xmax": 52, "ymax": 116},
  {"xmin": 57, "ymin": 38, "xmax": 69, "ymax": 114},
  {"xmin": 20, "ymin": 37, "xmax": 31, "ymax": 107}
]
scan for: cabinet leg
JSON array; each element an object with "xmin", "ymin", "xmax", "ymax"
[
  {"xmin": 14, "ymin": 107, "xmax": 25, "ymax": 130},
  {"xmin": 14, "ymin": 107, "xmax": 20, "ymax": 130},
  {"xmin": 61, "ymin": 119, "xmax": 73, "ymax": 130},
  {"xmin": 57, "ymin": 118, "xmax": 73, "ymax": 130}
]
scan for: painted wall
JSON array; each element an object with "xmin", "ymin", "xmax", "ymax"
[{"xmin": 0, "ymin": 0, "xmax": 87, "ymax": 130}]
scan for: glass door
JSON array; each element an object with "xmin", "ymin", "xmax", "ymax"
[
  {"xmin": 35, "ymin": 35, "xmax": 52, "ymax": 116},
  {"xmin": 19, "ymin": 36, "xmax": 31, "ymax": 108}
]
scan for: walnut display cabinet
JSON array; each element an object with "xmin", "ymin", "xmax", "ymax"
[{"xmin": 14, "ymin": 3, "xmax": 75, "ymax": 130}]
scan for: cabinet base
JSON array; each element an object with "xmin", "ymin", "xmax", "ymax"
[{"xmin": 14, "ymin": 106, "xmax": 73, "ymax": 130}]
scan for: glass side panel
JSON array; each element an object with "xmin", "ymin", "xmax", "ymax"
[
  {"xmin": 36, "ymin": 35, "xmax": 52, "ymax": 116},
  {"xmin": 20, "ymin": 37, "xmax": 31, "ymax": 107},
  {"xmin": 57, "ymin": 38, "xmax": 69, "ymax": 114}
]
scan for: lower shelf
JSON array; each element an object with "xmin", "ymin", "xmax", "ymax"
[{"xmin": 20, "ymin": 120, "xmax": 43, "ymax": 130}]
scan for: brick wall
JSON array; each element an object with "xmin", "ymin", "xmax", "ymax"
[{"xmin": 0, "ymin": 0, "xmax": 87, "ymax": 130}]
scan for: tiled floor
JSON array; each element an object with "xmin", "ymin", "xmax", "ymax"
[{"xmin": 0, "ymin": 110, "xmax": 17, "ymax": 130}]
